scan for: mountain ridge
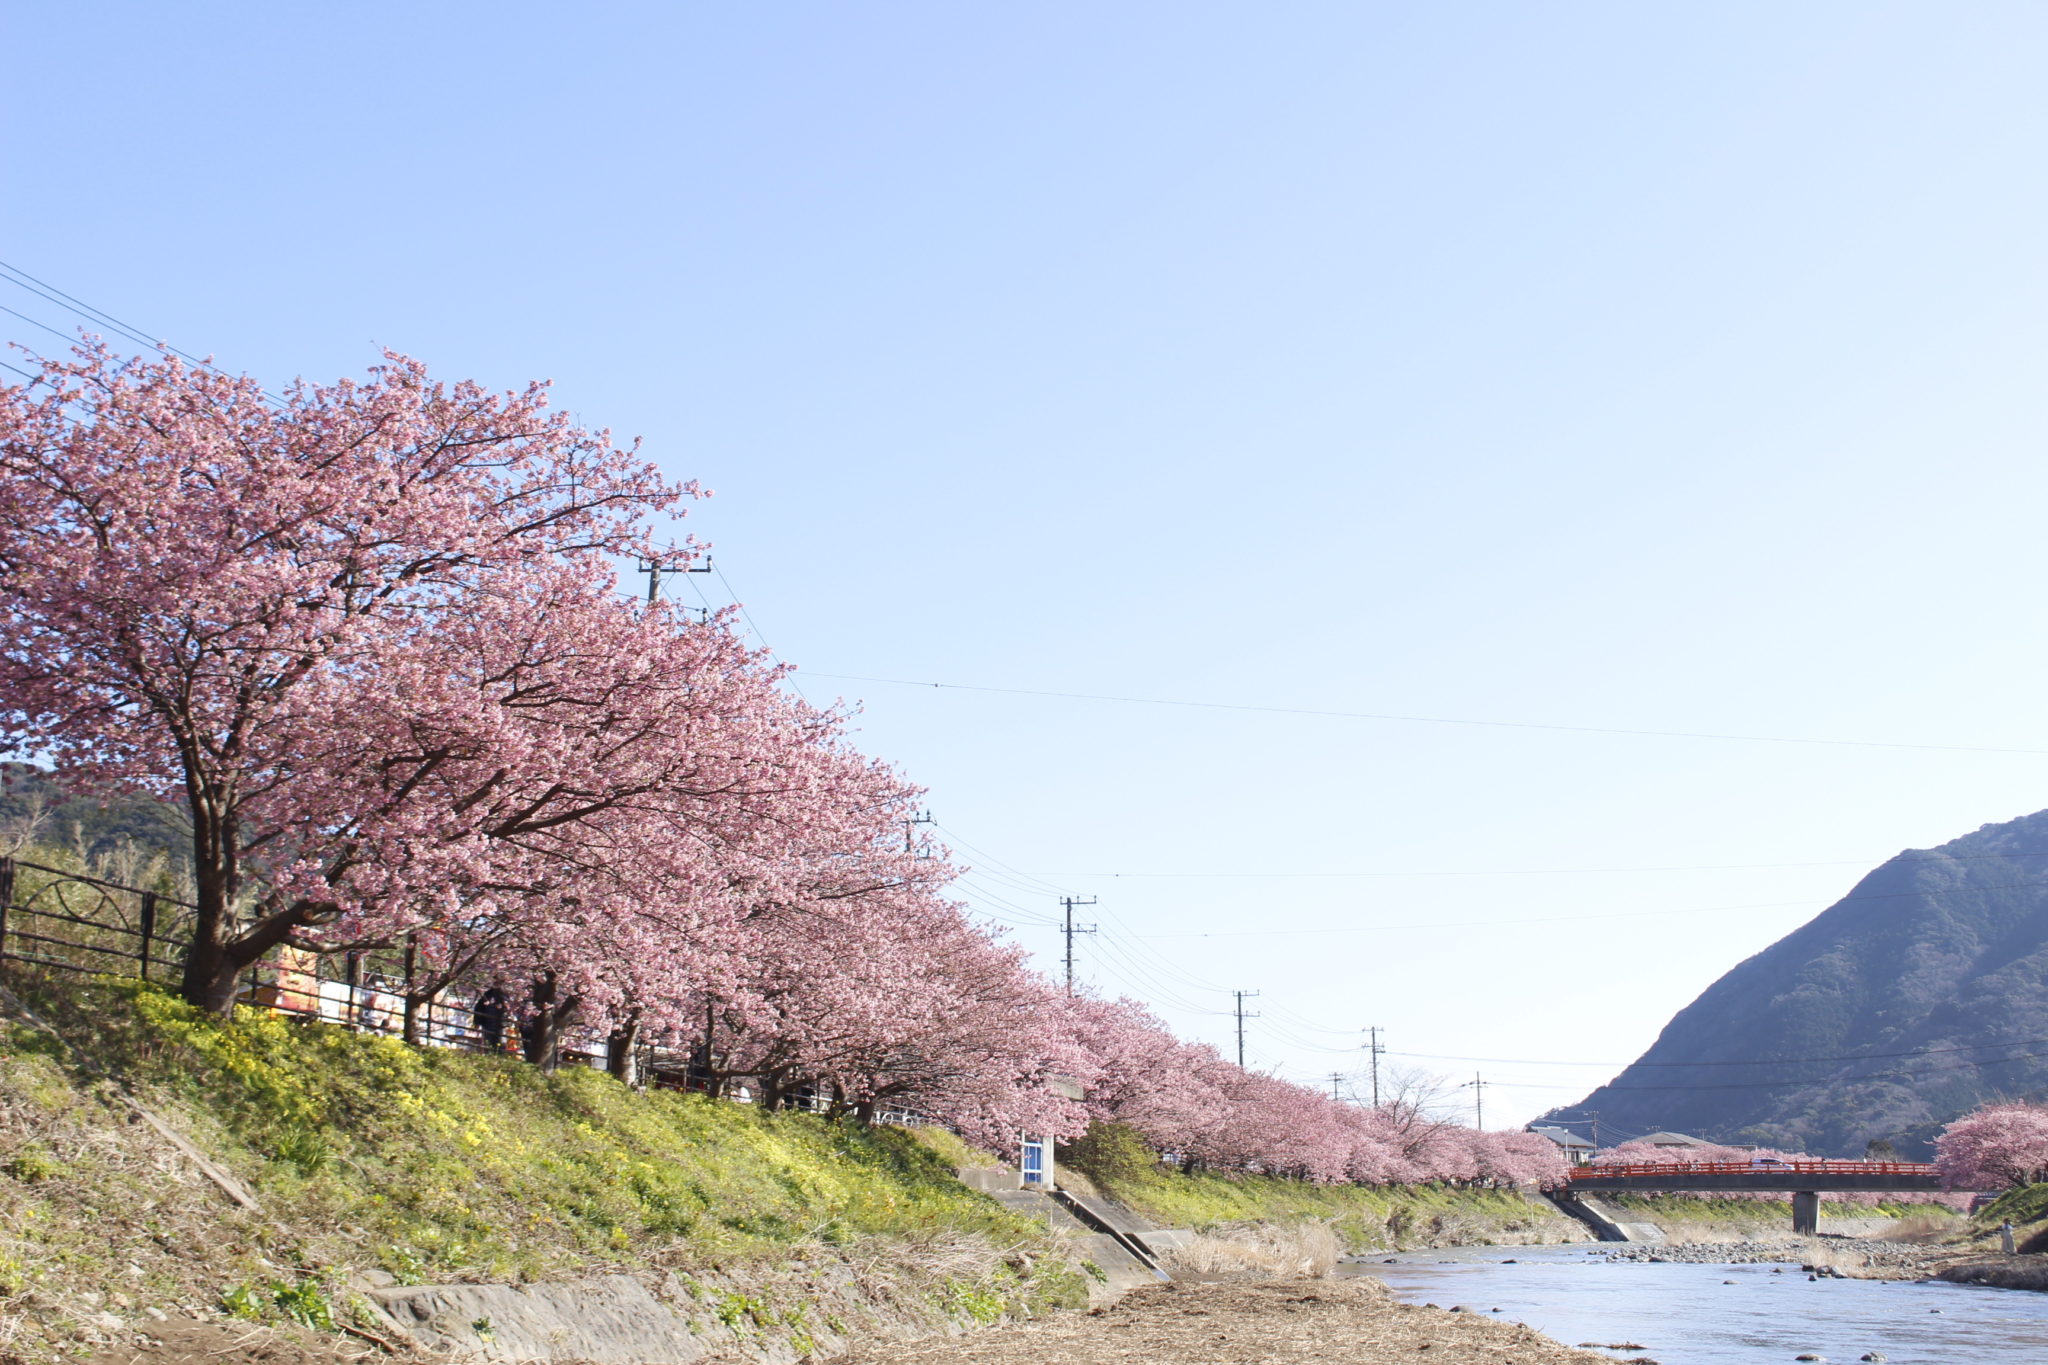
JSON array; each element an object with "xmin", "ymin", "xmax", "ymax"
[{"xmin": 1549, "ymin": 807, "xmax": 2048, "ymax": 1158}]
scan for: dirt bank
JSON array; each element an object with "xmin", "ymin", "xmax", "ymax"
[{"xmin": 838, "ymin": 1278, "xmax": 1612, "ymax": 1365}]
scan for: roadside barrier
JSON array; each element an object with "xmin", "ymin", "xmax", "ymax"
[{"xmin": 0, "ymin": 854, "xmax": 881, "ymax": 1118}]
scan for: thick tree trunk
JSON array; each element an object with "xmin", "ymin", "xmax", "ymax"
[
  {"xmin": 176, "ymin": 771, "xmax": 294, "ymax": 1016},
  {"xmin": 606, "ymin": 1011, "xmax": 642, "ymax": 1086},
  {"xmin": 180, "ymin": 798, "xmax": 242, "ymax": 1013},
  {"xmin": 401, "ymin": 937, "xmax": 423, "ymax": 1046},
  {"xmin": 520, "ymin": 972, "xmax": 579, "ymax": 1070}
]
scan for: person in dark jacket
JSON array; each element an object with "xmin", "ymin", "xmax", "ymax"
[{"xmin": 472, "ymin": 985, "xmax": 509, "ymax": 1050}]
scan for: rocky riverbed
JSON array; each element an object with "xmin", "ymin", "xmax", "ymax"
[{"xmin": 1595, "ymin": 1239, "xmax": 1954, "ymax": 1279}]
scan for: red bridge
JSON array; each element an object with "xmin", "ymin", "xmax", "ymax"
[{"xmin": 1565, "ymin": 1160, "xmax": 1946, "ymax": 1234}]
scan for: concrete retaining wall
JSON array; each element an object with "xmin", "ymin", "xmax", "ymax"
[{"xmin": 368, "ymin": 1277, "xmax": 707, "ymax": 1364}]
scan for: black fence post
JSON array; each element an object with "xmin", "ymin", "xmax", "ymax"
[
  {"xmin": 346, "ymin": 951, "xmax": 361, "ymax": 1030},
  {"xmin": 138, "ymin": 892, "xmax": 157, "ymax": 981},
  {"xmin": 0, "ymin": 857, "xmax": 13, "ymax": 963}
]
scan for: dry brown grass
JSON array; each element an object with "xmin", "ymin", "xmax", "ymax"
[
  {"xmin": 1877, "ymin": 1212, "xmax": 1956, "ymax": 1244},
  {"xmin": 1161, "ymin": 1221, "xmax": 1341, "ymax": 1280}
]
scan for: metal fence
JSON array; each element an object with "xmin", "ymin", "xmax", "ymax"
[
  {"xmin": 0, "ymin": 856, "xmax": 878, "ymax": 1115},
  {"xmin": 0, "ymin": 855, "xmax": 195, "ymax": 985},
  {"xmin": 0, "ymin": 855, "xmax": 663, "ymax": 1074}
]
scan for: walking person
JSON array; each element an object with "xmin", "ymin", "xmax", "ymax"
[
  {"xmin": 2002, "ymin": 1220, "xmax": 2017, "ymax": 1255},
  {"xmin": 472, "ymin": 985, "xmax": 509, "ymax": 1051}
]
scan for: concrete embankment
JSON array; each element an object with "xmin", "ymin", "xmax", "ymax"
[{"xmin": 1547, "ymin": 1191, "xmax": 1666, "ymax": 1244}]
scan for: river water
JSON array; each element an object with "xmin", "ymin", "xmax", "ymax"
[{"xmin": 1341, "ymin": 1245, "xmax": 2048, "ymax": 1364}]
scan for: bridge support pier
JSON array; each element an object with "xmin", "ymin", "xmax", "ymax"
[{"xmin": 1792, "ymin": 1190, "xmax": 1819, "ymax": 1236}]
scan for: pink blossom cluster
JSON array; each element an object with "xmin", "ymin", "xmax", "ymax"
[
  {"xmin": 1935, "ymin": 1101, "xmax": 2048, "ymax": 1191},
  {"xmin": 1069, "ymin": 996, "xmax": 1568, "ymax": 1185}
]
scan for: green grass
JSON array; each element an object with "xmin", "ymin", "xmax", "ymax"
[
  {"xmin": 1608, "ymin": 1193, "xmax": 1962, "ymax": 1224},
  {"xmin": 1979, "ymin": 1182, "xmax": 2048, "ymax": 1227},
  {"xmin": 0, "ymin": 973, "xmax": 1084, "ymax": 1358},
  {"xmin": 1058, "ymin": 1124, "xmax": 1583, "ymax": 1252}
]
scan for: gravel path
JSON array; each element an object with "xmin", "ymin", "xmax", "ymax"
[{"xmin": 838, "ymin": 1278, "xmax": 1616, "ymax": 1365}]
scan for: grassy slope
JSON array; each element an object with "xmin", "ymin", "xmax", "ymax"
[
  {"xmin": 1058, "ymin": 1126, "xmax": 1586, "ymax": 1252},
  {"xmin": 0, "ymin": 974, "xmax": 1083, "ymax": 1360},
  {"xmin": 1602, "ymin": 1193, "xmax": 1957, "ymax": 1236}
]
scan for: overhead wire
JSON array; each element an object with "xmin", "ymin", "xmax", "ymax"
[
  {"xmin": 1023, "ymin": 847, "xmax": 2048, "ymax": 880},
  {"xmin": 1130, "ymin": 891, "xmax": 1883, "ymax": 938},
  {"xmin": 708, "ymin": 560, "xmax": 811, "ymax": 704},
  {"xmin": 0, "ymin": 260, "xmax": 285, "ymax": 404},
  {"xmin": 801, "ymin": 670, "xmax": 2048, "ymax": 756},
  {"xmin": 1082, "ymin": 932, "xmax": 1233, "ymax": 1016}
]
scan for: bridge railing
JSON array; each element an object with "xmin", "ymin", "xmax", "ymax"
[{"xmin": 1571, "ymin": 1159, "xmax": 1936, "ymax": 1181}]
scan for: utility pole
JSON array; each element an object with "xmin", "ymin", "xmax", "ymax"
[
  {"xmin": 1328, "ymin": 1073, "xmax": 1343, "ymax": 1100},
  {"xmin": 1233, "ymin": 990, "xmax": 1260, "ymax": 1068},
  {"xmin": 900, "ymin": 808, "xmax": 933, "ymax": 853},
  {"xmin": 1364, "ymin": 1026, "xmax": 1385, "ymax": 1107},
  {"xmin": 1461, "ymin": 1072, "xmax": 1488, "ymax": 1130},
  {"xmin": 639, "ymin": 552, "xmax": 712, "ymax": 604},
  {"xmin": 1059, "ymin": 896, "xmax": 1097, "ymax": 995}
]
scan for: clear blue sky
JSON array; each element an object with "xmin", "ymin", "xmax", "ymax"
[{"xmin": 9, "ymin": 2, "xmax": 2048, "ymax": 1130}]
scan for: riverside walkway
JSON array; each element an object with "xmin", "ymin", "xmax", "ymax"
[{"xmin": 1567, "ymin": 1160, "xmax": 1944, "ymax": 1233}]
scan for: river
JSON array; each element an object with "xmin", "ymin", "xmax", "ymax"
[{"xmin": 1342, "ymin": 1244, "xmax": 2048, "ymax": 1364}]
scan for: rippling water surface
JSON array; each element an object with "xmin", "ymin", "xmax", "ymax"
[{"xmin": 1343, "ymin": 1244, "xmax": 2048, "ymax": 1364}]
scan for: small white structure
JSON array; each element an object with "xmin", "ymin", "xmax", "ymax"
[{"xmin": 1020, "ymin": 1073, "xmax": 1087, "ymax": 1190}]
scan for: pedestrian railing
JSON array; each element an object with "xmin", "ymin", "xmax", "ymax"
[
  {"xmin": 0, "ymin": 856, "xmax": 195, "ymax": 984},
  {"xmin": 1572, "ymin": 1160, "xmax": 1938, "ymax": 1181},
  {"xmin": 0, "ymin": 855, "xmax": 853, "ymax": 1116}
]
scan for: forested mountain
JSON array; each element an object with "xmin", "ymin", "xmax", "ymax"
[
  {"xmin": 0, "ymin": 764, "xmax": 188, "ymax": 867},
  {"xmin": 1549, "ymin": 808, "xmax": 2048, "ymax": 1159}
]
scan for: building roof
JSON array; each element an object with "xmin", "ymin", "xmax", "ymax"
[
  {"xmin": 1526, "ymin": 1125, "xmax": 1595, "ymax": 1151},
  {"xmin": 1637, "ymin": 1131, "xmax": 1709, "ymax": 1147}
]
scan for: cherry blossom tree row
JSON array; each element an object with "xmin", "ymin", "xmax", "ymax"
[{"xmin": 0, "ymin": 345, "xmax": 1557, "ymax": 1187}]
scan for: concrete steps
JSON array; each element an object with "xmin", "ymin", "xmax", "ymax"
[
  {"xmin": 1549, "ymin": 1191, "xmax": 1667, "ymax": 1244},
  {"xmin": 951, "ymin": 1166, "xmax": 1190, "ymax": 1297}
]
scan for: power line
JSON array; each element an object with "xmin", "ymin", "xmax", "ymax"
[
  {"xmin": 0, "ymin": 302, "xmax": 86, "ymax": 347},
  {"xmin": 800, "ymin": 670, "xmax": 2048, "ymax": 756},
  {"xmin": 932, "ymin": 822, "xmax": 1078, "ymax": 897},
  {"xmin": 0, "ymin": 260, "xmax": 284, "ymax": 403},
  {"xmin": 1129, "ymin": 880, "xmax": 2048, "ymax": 939},
  {"xmin": 1133, "ymin": 899, "xmax": 1789, "ymax": 939},
  {"xmin": 952, "ymin": 877, "xmax": 1063, "ymax": 925},
  {"xmin": 1484, "ymin": 1044, "xmax": 2048, "ymax": 1094},
  {"xmin": 1022, "ymin": 848, "xmax": 2048, "ymax": 880},
  {"xmin": 1081, "ymin": 934, "xmax": 1233, "ymax": 1016},
  {"xmin": 1391, "ymin": 1031, "xmax": 2048, "ymax": 1072}
]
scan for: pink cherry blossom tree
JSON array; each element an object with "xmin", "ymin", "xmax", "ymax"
[
  {"xmin": 0, "ymin": 343, "xmax": 692, "ymax": 1011},
  {"xmin": 1935, "ymin": 1101, "xmax": 2048, "ymax": 1190}
]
